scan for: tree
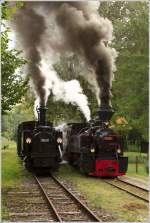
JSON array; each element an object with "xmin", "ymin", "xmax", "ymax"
[
  {"xmin": 1, "ymin": 2, "xmax": 28, "ymax": 114},
  {"xmin": 99, "ymin": 1, "xmax": 148, "ymax": 139},
  {"xmin": 2, "ymin": 97, "xmax": 34, "ymax": 140}
]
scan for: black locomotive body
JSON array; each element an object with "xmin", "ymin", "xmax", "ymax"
[
  {"xmin": 65, "ymin": 107, "xmax": 128, "ymax": 177},
  {"xmin": 17, "ymin": 106, "xmax": 63, "ymax": 172}
]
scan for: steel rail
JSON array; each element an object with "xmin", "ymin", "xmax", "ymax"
[
  {"xmin": 51, "ymin": 175, "xmax": 101, "ymax": 222},
  {"xmin": 103, "ymin": 180, "xmax": 149, "ymax": 202},
  {"xmin": 34, "ymin": 175, "xmax": 62, "ymax": 222},
  {"xmin": 117, "ymin": 178, "xmax": 149, "ymax": 192}
]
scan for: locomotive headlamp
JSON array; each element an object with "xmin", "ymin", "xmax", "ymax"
[
  {"xmin": 117, "ymin": 149, "xmax": 121, "ymax": 154},
  {"xmin": 26, "ymin": 138, "xmax": 32, "ymax": 144},
  {"xmin": 57, "ymin": 138, "xmax": 63, "ymax": 144},
  {"xmin": 91, "ymin": 148, "xmax": 95, "ymax": 153}
]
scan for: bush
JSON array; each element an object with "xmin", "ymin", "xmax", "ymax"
[
  {"xmin": 127, "ymin": 143, "xmax": 140, "ymax": 152},
  {"xmin": 1, "ymin": 137, "xmax": 16, "ymax": 150},
  {"xmin": 125, "ymin": 151, "xmax": 147, "ymax": 164}
]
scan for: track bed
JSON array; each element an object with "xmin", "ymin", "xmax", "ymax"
[
  {"xmin": 35, "ymin": 175, "xmax": 101, "ymax": 222},
  {"xmin": 5, "ymin": 175, "xmax": 101, "ymax": 222}
]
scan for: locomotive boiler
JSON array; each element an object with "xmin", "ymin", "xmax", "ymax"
[
  {"xmin": 65, "ymin": 106, "xmax": 128, "ymax": 177},
  {"xmin": 17, "ymin": 106, "xmax": 63, "ymax": 173}
]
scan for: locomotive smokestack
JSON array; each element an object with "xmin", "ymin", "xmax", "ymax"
[
  {"xmin": 97, "ymin": 105, "xmax": 114, "ymax": 122},
  {"xmin": 36, "ymin": 106, "xmax": 47, "ymax": 125}
]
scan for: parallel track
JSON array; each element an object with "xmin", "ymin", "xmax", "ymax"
[
  {"xmin": 34, "ymin": 175, "xmax": 101, "ymax": 222},
  {"xmin": 103, "ymin": 179, "xmax": 149, "ymax": 202},
  {"xmin": 118, "ymin": 178, "xmax": 149, "ymax": 192}
]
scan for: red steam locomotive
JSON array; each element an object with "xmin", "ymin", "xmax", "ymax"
[{"xmin": 65, "ymin": 106, "xmax": 128, "ymax": 177}]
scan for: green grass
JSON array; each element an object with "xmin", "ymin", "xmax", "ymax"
[
  {"xmin": 2, "ymin": 142, "xmax": 31, "ymax": 187},
  {"xmin": 1, "ymin": 138, "xmax": 16, "ymax": 150},
  {"xmin": 127, "ymin": 143, "xmax": 141, "ymax": 152},
  {"xmin": 127, "ymin": 164, "xmax": 148, "ymax": 181},
  {"xmin": 57, "ymin": 164, "xmax": 148, "ymax": 222},
  {"xmin": 2, "ymin": 142, "xmax": 32, "ymax": 221},
  {"xmin": 125, "ymin": 151, "xmax": 148, "ymax": 163},
  {"xmin": 124, "ymin": 151, "xmax": 148, "ymax": 180}
]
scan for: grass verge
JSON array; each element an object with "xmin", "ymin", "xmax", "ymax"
[
  {"xmin": 124, "ymin": 152, "xmax": 148, "ymax": 180},
  {"xmin": 2, "ymin": 142, "xmax": 31, "ymax": 220},
  {"xmin": 2, "ymin": 143, "xmax": 31, "ymax": 187}
]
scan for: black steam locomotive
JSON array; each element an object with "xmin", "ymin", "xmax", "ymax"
[
  {"xmin": 65, "ymin": 106, "xmax": 128, "ymax": 177},
  {"xmin": 17, "ymin": 106, "xmax": 63, "ymax": 173}
]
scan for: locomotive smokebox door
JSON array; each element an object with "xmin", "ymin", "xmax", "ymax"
[{"xmin": 31, "ymin": 130, "xmax": 59, "ymax": 169}]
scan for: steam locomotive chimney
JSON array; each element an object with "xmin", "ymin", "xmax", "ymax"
[
  {"xmin": 96, "ymin": 105, "xmax": 114, "ymax": 122},
  {"xmin": 36, "ymin": 106, "xmax": 47, "ymax": 125}
]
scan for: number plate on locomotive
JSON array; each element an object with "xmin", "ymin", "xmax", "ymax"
[{"xmin": 40, "ymin": 139, "xmax": 50, "ymax": 142}]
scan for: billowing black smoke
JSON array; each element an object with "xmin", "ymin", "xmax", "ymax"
[
  {"xmin": 55, "ymin": 3, "xmax": 115, "ymax": 107},
  {"xmin": 12, "ymin": 3, "xmax": 46, "ymax": 105},
  {"xmin": 12, "ymin": 1, "xmax": 117, "ymax": 108}
]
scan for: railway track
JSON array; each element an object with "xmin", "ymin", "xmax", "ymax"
[
  {"xmin": 8, "ymin": 174, "xmax": 148, "ymax": 222},
  {"xmin": 7, "ymin": 176, "xmax": 101, "ymax": 222},
  {"xmin": 118, "ymin": 177, "xmax": 149, "ymax": 191},
  {"xmin": 103, "ymin": 178, "xmax": 149, "ymax": 202},
  {"xmin": 34, "ymin": 175, "xmax": 101, "ymax": 222},
  {"xmin": 7, "ymin": 181, "xmax": 55, "ymax": 222}
]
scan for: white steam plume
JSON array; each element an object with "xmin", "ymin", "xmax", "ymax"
[{"xmin": 37, "ymin": 60, "xmax": 91, "ymax": 121}]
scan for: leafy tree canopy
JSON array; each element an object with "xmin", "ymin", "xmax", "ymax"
[
  {"xmin": 99, "ymin": 1, "xmax": 148, "ymax": 139},
  {"xmin": 1, "ymin": 1, "xmax": 28, "ymax": 114}
]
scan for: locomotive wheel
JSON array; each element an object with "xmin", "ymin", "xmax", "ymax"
[{"xmin": 106, "ymin": 176, "xmax": 117, "ymax": 179}]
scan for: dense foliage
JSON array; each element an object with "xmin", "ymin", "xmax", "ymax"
[
  {"xmin": 2, "ymin": 97, "xmax": 34, "ymax": 140},
  {"xmin": 1, "ymin": 2, "xmax": 28, "ymax": 114},
  {"xmin": 99, "ymin": 1, "xmax": 148, "ymax": 139}
]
